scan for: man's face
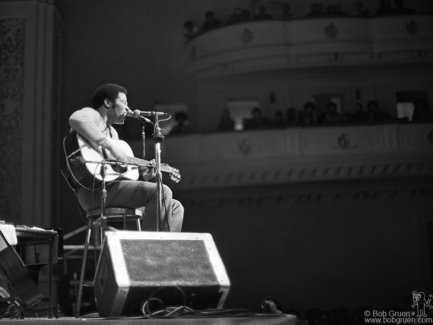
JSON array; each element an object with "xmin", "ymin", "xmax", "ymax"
[{"xmin": 109, "ymin": 92, "xmax": 128, "ymax": 124}]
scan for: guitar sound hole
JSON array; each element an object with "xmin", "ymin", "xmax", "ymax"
[{"xmin": 112, "ymin": 165, "xmax": 127, "ymax": 174}]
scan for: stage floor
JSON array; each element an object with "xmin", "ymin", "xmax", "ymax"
[{"xmin": 0, "ymin": 314, "xmax": 297, "ymax": 324}]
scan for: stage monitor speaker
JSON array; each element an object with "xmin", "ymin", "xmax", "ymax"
[{"xmin": 93, "ymin": 231, "xmax": 230, "ymax": 317}]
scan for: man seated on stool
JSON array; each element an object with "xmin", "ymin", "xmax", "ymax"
[{"xmin": 69, "ymin": 83, "xmax": 184, "ymax": 232}]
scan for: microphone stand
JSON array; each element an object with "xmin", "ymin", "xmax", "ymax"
[
  {"xmin": 131, "ymin": 112, "xmax": 169, "ymax": 232},
  {"xmin": 141, "ymin": 120, "xmax": 146, "ymax": 160},
  {"xmin": 99, "ymin": 163, "xmax": 108, "ymax": 242},
  {"xmin": 153, "ymin": 115, "xmax": 164, "ymax": 232}
]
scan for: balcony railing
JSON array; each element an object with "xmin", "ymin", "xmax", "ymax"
[
  {"xmin": 184, "ymin": 14, "xmax": 433, "ymax": 77},
  {"xmin": 130, "ymin": 123, "xmax": 433, "ymax": 189}
]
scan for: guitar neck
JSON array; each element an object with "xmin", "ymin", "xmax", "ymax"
[{"xmin": 126, "ymin": 156, "xmax": 172, "ymax": 173}]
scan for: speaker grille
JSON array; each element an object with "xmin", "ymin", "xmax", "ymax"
[{"xmin": 122, "ymin": 239, "xmax": 218, "ymax": 287}]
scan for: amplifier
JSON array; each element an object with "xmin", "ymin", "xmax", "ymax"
[{"xmin": 93, "ymin": 231, "xmax": 230, "ymax": 317}]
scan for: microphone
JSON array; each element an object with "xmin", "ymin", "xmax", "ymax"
[
  {"xmin": 133, "ymin": 110, "xmax": 170, "ymax": 117},
  {"xmin": 126, "ymin": 109, "xmax": 153, "ymax": 124}
]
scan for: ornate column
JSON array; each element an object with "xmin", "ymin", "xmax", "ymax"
[{"xmin": 0, "ymin": 0, "xmax": 64, "ymax": 227}]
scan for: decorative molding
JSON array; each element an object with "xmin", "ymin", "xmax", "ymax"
[
  {"xmin": 159, "ymin": 124, "xmax": 433, "ymax": 162},
  {"xmin": 337, "ymin": 133, "xmax": 351, "ymax": 149},
  {"xmin": 0, "ymin": 18, "xmax": 25, "ymax": 223},
  {"xmin": 1, "ymin": 1, "xmax": 64, "ymax": 226},
  {"xmin": 406, "ymin": 19, "xmax": 419, "ymax": 35},
  {"xmin": 325, "ymin": 23, "xmax": 338, "ymax": 39},
  {"xmin": 51, "ymin": 16, "xmax": 63, "ymax": 222},
  {"xmin": 133, "ymin": 124, "xmax": 433, "ymax": 190},
  {"xmin": 184, "ymin": 15, "xmax": 433, "ymax": 77},
  {"xmin": 238, "ymin": 138, "xmax": 251, "ymax": 155},
  {"xmin": 169, "ymin": 160, "xmax": 433, "ymax": 190},
  {"xmin": 177, "ymin": 181, "xmax": 433, "ymax": 207},
  {"xmin": 241, "ymin": 28, "xmax": 253, "ymax": 44}
]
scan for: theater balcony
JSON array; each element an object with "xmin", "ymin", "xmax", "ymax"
[
  {"xmin": 184, "ymin": 14, "xmax": 433, "ymax": 77},
  {"xmin": 132, "ymin": 122, "xmax": 433, "ymax": 190}
]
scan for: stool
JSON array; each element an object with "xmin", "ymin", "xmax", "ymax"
[{"xmin": 75, "ymin": 207, "xmax": 143, "ymax": 318}]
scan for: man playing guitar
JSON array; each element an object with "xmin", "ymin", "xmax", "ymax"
[{"xmin": 67, "ymin": 84, "xmax": 184, "ymax": 232}]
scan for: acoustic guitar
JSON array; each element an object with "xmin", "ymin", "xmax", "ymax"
[{"xmin": 63, "ymin": 131, "xmax": 181, "ymax": 190}]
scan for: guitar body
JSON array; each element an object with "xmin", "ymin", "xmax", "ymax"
[
  {"xmin": 63, "ymin": 131, "xmax": 138, "ymax": 190},
  {"xmin": 64, "ymin": 131, "xmax": 181, "ymax": 190}
]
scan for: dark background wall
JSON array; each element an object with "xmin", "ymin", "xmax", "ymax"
[{"xmin": 176, "ymin": 179, "xmax": 433, "ymax": 314}]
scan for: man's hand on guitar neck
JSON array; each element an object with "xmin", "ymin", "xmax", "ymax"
[
  {"xmin": 141, "ymin": 168, "xmax": 156, "ymax": 181},
  {"xmin": 141, "ymin": 159, "xmax": 156, "ymax": 181},
  {"xmin": 101, "ymin": 137, "xmax": 127, "ymax": 162}
]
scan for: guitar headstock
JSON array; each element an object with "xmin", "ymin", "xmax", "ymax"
[
  {"xmin": 149, "ymin": 162, "xmax": 181, "ymax": 183},
  {"xmin": 169, "ymin": 167, "xmax": 181, "ymax": 183}
]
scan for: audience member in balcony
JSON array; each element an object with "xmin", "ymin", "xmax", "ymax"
[
  {"xmin": 242, "ymin": 9, "xmax": 252, "ymax": 22},
  {"xmin": 217, "ymin": 109, "xmax": 235, "ymax": 131},
  {"xmin": 394, "ymin": 0, "xmax": 416, "ymax": 14},
  {"xmin": 254, "ymin": 5, "xmax": 274, "ymax": 20},
  {"xmin": 279, "ymin": 3, "xmax": 292, "ymax": 20},
  {"xmin": 243, "ymin": 107, "xmax": 269, "ymax": 129},
  {"xmin": 320, "ymin": 102, "xmax": 346, "ymax": 124},
  {"xmin": 299, "ymin": 101, "xmax": 318, "ymax": 126},
  {"xmin": 348, "ymin": 102, "xmax": 369, "ymax": 123},
  {"xmin": 202, "ymin": 11, "xmax": 221, "ymax": 32},
  {"xmin": 376, "ymin": 0, "xmax": 394, "ymax": 15},
  {"xmin": 286, "ymin": 107, "xmax": 298, "ymax": 126},
  {"xmin": 366, "ymin": 100, "xmax": 391, "ymax": 123},
  {"xmin": 324, "ymin": 3, "xmax": 347, "ymax": 16},
  {"xmin": 170, "ymin": 111, "xmax": 190, "ymax": 135},
  {"xmin": 270, "ymin": 110, "xmax": 285, "ymax": 128},
  {"xmin": 412, "ymin": 98, "xmax": 433, "ymax": 122},
  {"xmin": 227, "ymin": 7, "xmax": 243, "ymax": 25},
  {"xmin": 306, "ymin": 3, "xmax": 325, "ymax": 17},
  {"xmin": 326, "ymin": 4, "xmax": 334, "ymax": 15},
  {"xmin": 334, "ymin": 4, "xmax": 347, "ymax": 16},
  {"xmin": 183, "ymin": 21, "xmax": 199, "ymax": 41},
  {"xmin": 352, "ymin": 1, "xmax": 370, "ymax": 17}
]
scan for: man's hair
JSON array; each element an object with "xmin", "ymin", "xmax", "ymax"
[{"xmin": 91, "ymin": 84, "xmax": 127, "ymax": 109}]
